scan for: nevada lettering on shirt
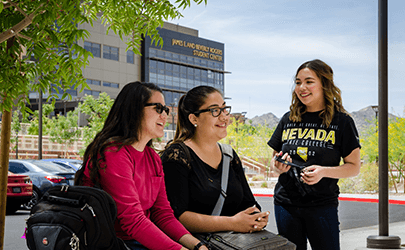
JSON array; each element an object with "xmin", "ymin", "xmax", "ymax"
[{"xmin": 282, "ymin": 128, "xmax": 336, "ymax": 144}]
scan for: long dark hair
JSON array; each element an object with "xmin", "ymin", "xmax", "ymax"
[
  {"xmin": 75, "ymin": 81, "xmax": 163, "ymax": 186},
  {"xmin": 290, "ymin": 59, "xmax": 347, "ymax": 127},
  {"xmin": 166, "ymin": 85, "xmax": 221, "ymax": 147}
]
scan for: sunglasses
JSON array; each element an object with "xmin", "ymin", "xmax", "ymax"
[
  {"xmin": 194, "ymin": 106, "xmax": 231, "ymax": 117},
  {"xmin": 145, "ymin": 103, "xmax": 170, "ymax": 116}
]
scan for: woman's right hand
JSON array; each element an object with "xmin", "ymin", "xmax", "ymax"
[
  {"xmin": 271, "ymin": 151, "xmax": 292, "ymax": 174},
  {"xmin": 230, "ymin": 206, "xmax": 269, "ymax": 233}
]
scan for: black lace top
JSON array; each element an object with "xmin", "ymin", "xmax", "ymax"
[{"xmin": 161, "ymin": 143, "xmax": 261, "ymax": 218}]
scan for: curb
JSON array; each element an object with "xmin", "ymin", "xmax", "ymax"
[{"xmin": 252, "ymin": 193, "xmax": 405, "ymax": 205}]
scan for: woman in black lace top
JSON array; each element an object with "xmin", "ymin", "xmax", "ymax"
[{"xmin": 161, "ymin": 86, "xmax": 269, "ymax": 233}]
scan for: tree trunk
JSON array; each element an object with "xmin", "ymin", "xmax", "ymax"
[
  {"xmin": 0, "ymin": 110, "xmax": 12, "ymax": 250},
  {"xmin": 0, "ymin": 35, "xmax": 16, "ymax": 250}
]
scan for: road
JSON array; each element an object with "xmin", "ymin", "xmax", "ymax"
[{"xmin": 3, "ymin": 197, "xmax": 405, "ymax": 250}]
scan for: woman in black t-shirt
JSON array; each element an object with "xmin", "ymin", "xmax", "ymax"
[
  {"xmin": 267, "ymin": 59, "xmax": 361, "ymax": 250},
  {"xmin": 161, "ymin": 85, "xmax": 269, "ymax": 233}
]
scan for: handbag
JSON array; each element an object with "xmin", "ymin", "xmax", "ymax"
[{"xmin": 193, "ymin": 143, "xmax": 296, "ymax": 250}]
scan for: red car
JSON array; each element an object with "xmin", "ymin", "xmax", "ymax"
[{"xmin": 7, "ymin": 171, "xmax": 33, "ymax": 214}]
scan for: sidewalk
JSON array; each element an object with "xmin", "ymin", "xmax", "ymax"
[{"xmin": 251, "ymin": 188, "xmax": 405, "ymax": 249}]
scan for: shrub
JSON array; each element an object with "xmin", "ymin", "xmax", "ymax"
[
  {"xmin": 251, "ymin": 175, "xmax": 265, "ymax": 181},
  {"xmin": 261, "ymin": 182, "xmax": 268, "ymax": 188},
  {"xmin": 338, "ymin": 163, "xmax": 381, "ymax": 193}
]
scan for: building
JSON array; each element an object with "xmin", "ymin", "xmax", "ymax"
[
  {"xmin": 141, "ymin": 22, "xmax": 228, "ymax": 107},
  {"xmin": 28, "ymin": 20, "xmax": 229, "ymax": 129}
]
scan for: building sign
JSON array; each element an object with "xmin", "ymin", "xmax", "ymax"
[{"xmin": 171, "ymin": 39, "xmax": 223, "ymax": 62}]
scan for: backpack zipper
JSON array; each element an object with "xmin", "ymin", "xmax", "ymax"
[
  {"xmin": 69, "ymin": 233, "xmax": 80, "ymax": 250},
  {"xmin": 81, "ymin": 203, "xmax": 96, "ymax": 217}
]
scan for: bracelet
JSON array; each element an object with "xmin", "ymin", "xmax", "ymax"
[{"xmin": 193, "ymin": 241, "xmax": 206, "ymax": 250}]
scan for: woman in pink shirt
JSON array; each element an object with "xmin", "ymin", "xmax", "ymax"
[{"xmin": 75, "ymin": 82, "xmax": 208, "ymax": 250}]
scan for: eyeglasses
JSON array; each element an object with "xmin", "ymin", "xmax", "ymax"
[
  {"xmin": 145, "ymin": 103, "xmax": 170, "ymax": 116},
  {"xmin": 194, "ymin": 106, "xmax": 231, "ymax": 117}
]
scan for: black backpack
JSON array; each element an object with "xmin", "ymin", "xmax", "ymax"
[{"xmin": 26, "ymin": 185, "xmax": 128, "ymax": 250}]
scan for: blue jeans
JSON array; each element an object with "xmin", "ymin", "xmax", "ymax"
[
  {"xmin": 124, "ymin": 240, "xmax": 149, "ymax": 250},
  {"xmin": 274, "ymin": 204, "xmax": 340, "ymax": 250}
]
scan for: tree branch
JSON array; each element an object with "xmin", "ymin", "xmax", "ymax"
[
  {"xmin": 0, "ymin": 3, "xmax": 45, "ymax": 44},
  {"xmin": 16, "ymin": 32, "xmax": 32, "ymax": 41},
  {"xmin": 7, "ymin": 1, "xmax": 28, "ymax": 17}
]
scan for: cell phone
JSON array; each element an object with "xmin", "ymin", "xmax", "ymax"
[{"xmin": 274, "ymin": 155, "xmax": 302, "ymax": 169}]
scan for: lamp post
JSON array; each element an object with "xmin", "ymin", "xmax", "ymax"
[
  {"xmin": 38, "ymin": 89, "xmax": 43, "ymax": 159},
  {"xmin": 15, "ymin": 128, "xmax": 19, "ymax": 159},
  {"xmin": 371, "ymin": 105, "xmax": 378, "ymax": 133},
  {"xmin": 169, "ymin": 98, "xmax": 178, "ymax": 132},
  {"xmin": 365, "ymin": 0, "xmax": 401, "ymax": 248},
  {"xmin": 75, "ymin": 97, "xmax": 83, "ymax": 127}
]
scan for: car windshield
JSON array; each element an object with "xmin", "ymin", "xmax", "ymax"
[{"xmin": 30, "ymin": 161, "xmax": 75, "ymax": 173}]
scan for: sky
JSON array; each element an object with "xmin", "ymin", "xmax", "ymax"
[{"xmin": 168, "ymin": 0, "xmax": 405, "ymax": 119}]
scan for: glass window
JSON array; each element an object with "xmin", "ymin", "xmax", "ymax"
[
  {"xmin": 195, "ymin": 69, "xmax": 201, "ymax": 80},
  {"xmin": 8, "ymin": 162, "xmax": 29, "ymax": 174},
  {"xmin": 180, "ymin": 55, "xmax": 187, "ymax": 63},
  {"xmin": 127, "ymin": 50, "xmax": 134, "ymax": 64},
  {"xmin": 165, "ymin": 52, "xmax": 172, "ymax": 60},
  {"xmin": 187, "ymin": 57, "xmax": 194, "ymax": 64},
  {"xmin": 172, "ymin": 53, "xmax": 180, "ymax": 62},
  {"xmin": 84, "ymin": 41, "xmax": 101, "ymax": 57},
  {"xmin": 200, "ymin": 60, "xmax": 207, "ymax": 67},
  {"xmin": 180, "ymin": 66, "xmax": 187, "ymax": 79},
  {"xmin": 157, "ymin": 50, "xmax": 165, "ymax": 58},
  {"xmin": 165, "ymin": 91, "xmax": 173, "ymax": 105},
  {"xmin": 207, "ymin": 61, "xmax": 214, "ymax": 69},
  {"xmin": 187, "ymin": 68, "xmax": 194, "ymax": 80},
  {"xmin": 84, "ymin": 89, "xmax": 100, "ymax": 97},
  {"xmin": 103, "ymin": 45, "xmax": 119, "ymax": 61},
  {"xmin": 166, "ymin": 63, "xmax": 173, "ymax": 71},
  {"xmin": 87, "ymin": 79, "xmax": 101, "ymax": 86},
  {"xmin": 103, "ymin": 82, "xmax": 111, "ymax": 87},
  {"xmin": 66, "ymin": 87, "xmax": 77, "ymax": 97},
  {"xmin": 149, "ymin": 60, "xmax": 157, "ymax": 68},
  {"xmin": 158, "ymin": 61, "xmax": 165, "ymax": 74},
  {"xmin": 149, "ymin": 48, "xmax": 157, "ymax": 57},
  {"xmin": 173, "ymin": 64, "xmax": 179, "ymax": 72},
  {"xmin": 208, "ymin": 70, "xmax": 214, "ymax": 79},
  {"xmin": 150, "ymin": 73, "xmax": 157, "ymax": 82}
]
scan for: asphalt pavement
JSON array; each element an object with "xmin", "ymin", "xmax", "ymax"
[
  {"xmin": 3, "ymin": 189, "xmax": 405, "ymax": 250},
  {"xmin": 252, "ymin": 188, "xmax": 405, "ymax": 250}
]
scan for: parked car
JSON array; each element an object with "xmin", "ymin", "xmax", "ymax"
[
  {"xmin": 42, "ymin": 158, "xmax": 83, "ymax": 171},
  {"xmin": 8, "ymin": 159, "xmax": 76, "ymax": 209},
  {"xmin": 7, "ymin": 171, "xmax": 33, "ymax": 214}
]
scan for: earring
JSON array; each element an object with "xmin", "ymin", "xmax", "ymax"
[{"xmin": 194, "ymin": 124, "xmax": 197, "ymax": 127}]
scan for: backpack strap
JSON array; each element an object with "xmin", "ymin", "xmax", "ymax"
[{"xmin": 211, "ymin": 143, "xmax": 233, "ymax": 216}]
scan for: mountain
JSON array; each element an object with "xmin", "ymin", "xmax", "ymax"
[
  {"xmin": 248, "ymin": 105, "xmax": 398, "ymax": 135},
  {"xmin": 249, "ymin": 113, "xmax": 279, "ymax": 128},
  {"xmin": 351, "ymin": 106, "xmax": 398, "ymax": 135}
]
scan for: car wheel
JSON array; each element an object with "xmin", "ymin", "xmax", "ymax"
[
  {"xmin": 6, "ymin": 202, "xmax": 21, "ymax": 215},
  {"xmin": 23, "ymin": 189, "xmax": 39, "ymax": 210}
]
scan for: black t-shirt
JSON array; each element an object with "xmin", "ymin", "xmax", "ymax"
[
  {"xmin": 161, "ymin": 143, "xmax": 260, "ymax": 218},
  {"xmin": 267, "ymin": 111, "xmax": 361, "ymax": 207}
]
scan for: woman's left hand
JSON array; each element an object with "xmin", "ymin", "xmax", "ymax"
[{"xmin": 300, "ymin": 165, "xmax": 323, "ymax": 185}]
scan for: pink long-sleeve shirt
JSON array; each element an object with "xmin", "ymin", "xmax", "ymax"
[{"xmin": 82, "ymin": 144, "xmax": 189, "ymax": 250}]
